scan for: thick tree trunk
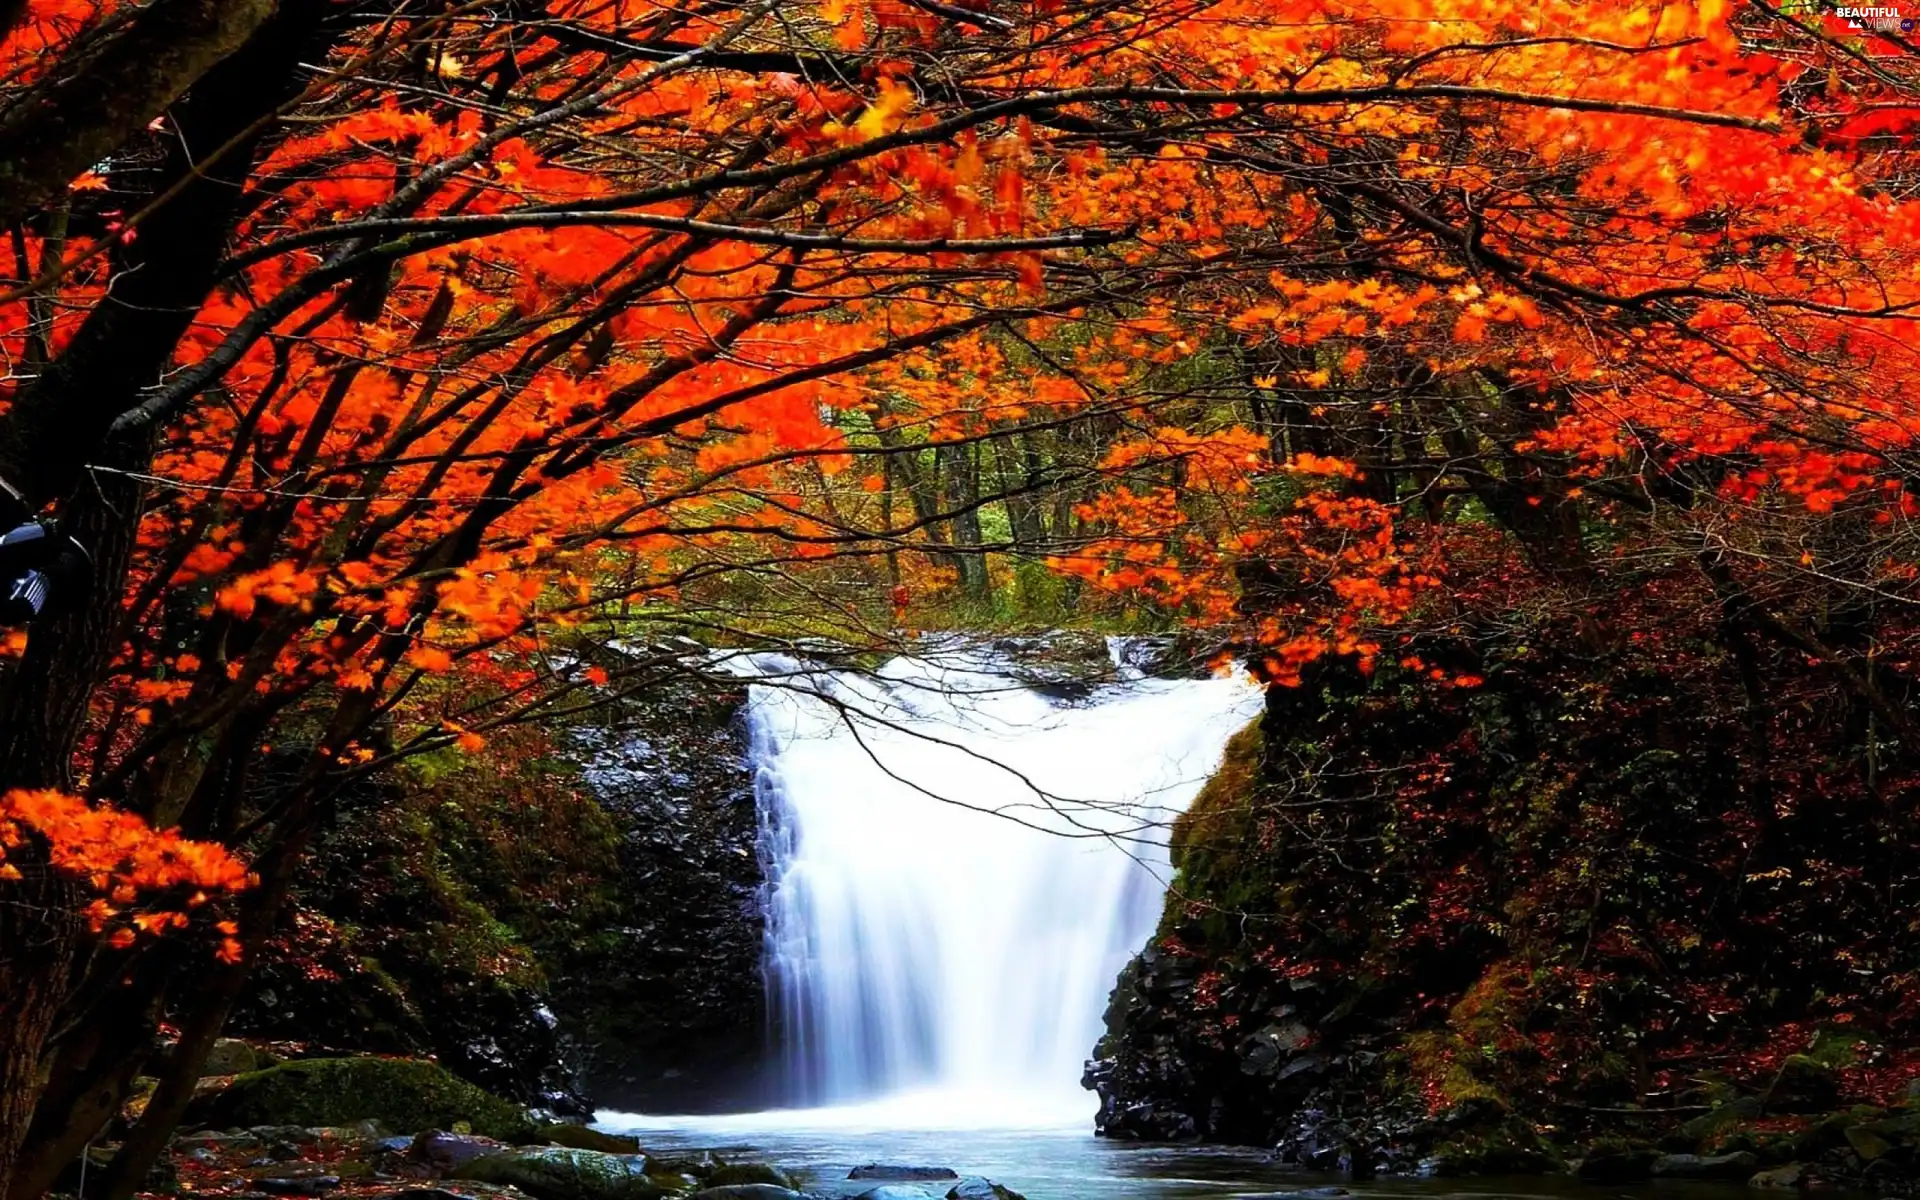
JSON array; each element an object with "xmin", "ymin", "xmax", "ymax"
[
  {"xmin": 0, "ymin": 0, "xmax": 277, "ymax": 277},
  {"xmin": 0, "ymin": 1, "xmax": 337, "ymax": 1190},
  {"xmin": 0, "ymin": 882, "xmax": 79, "ymax": 1200}
]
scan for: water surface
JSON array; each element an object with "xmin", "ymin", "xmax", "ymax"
[{"xmin": 597, "ymin": 1113, "xmax": 1758, "ymax": 1200}]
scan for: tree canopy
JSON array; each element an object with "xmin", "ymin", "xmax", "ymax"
[{"xmin": 6, "ymin": 0, "xmax": 1920, "ymax": 1194}]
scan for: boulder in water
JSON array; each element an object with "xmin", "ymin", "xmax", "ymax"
[
  {"xmin": 1749, "ymin": 1164, "xmax": 1812, "ymax": 1190},
  {"xmin": 1652, "ymin": 1152, "xmax": 1760, "ymax": 1180},
  {"xmin": 538, "ymin": 1126, "xmax": 641, "ymax": 1155},
  {"xmin": 374, "ymin": 1188, "xmax": 536, "ymax": 1200},
  {"xmin": 450, "ymin": 1148, "xmax": 671, "ymax": 1200},
  {"xmin": 947, "ymin": 1180, "xmax": 1027, "ymax": 1200},
  {"xmin": 705, "ymin": 1164, "xmax": 798, "ymax": 1189},
  {"xmin": 688, "ymin": 1188, "xmax": 806, "ymax": 1200},
  {"xmin": 848, "ymin": 1166, "xmax": 958, "ymax": 1181}
]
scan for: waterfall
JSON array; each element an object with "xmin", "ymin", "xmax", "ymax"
[{"xmin": 743, "ymin": 644, "xmax": 1263, "ymax": 1128}]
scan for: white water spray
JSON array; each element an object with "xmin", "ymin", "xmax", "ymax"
[{"xmin": 735, "ymin": 644, "xmax": 1261, "ymax": 1129}]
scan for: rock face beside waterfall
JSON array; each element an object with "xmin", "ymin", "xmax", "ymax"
[
  {"xmin": 558, "ymin": 663, "xmax": 766, "ymax": 1111},
  {"xmin": 1088, "ymin": 632, "xmax": 1920, "ymax": 1186}
]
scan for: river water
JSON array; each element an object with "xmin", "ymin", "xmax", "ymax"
[{"xmin": 594, "ymin": 1112, "xmax": 1755, "ymax": 1200}]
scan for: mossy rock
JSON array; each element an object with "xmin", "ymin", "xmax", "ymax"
[
  {"xmin": 705, "ymin": 1164, "xmax": 797, "ymax": 1188},
  {"xmin": 452, "ymin": 1147, "xmax": 676, "ymax": 1200},
  {"xmin": 1678, "ymin": 1096, "xmax": 1762, "ymax": 1151},
  {"xmin": 538, "ymin": 1125, "xmax": 642, "ymax": 1154},
  {"xmin": 1576, "ymin": 1140, "xmax": 1660, "ymax": 1182},
  {"xmin": 1763, "ymin": 1055, "xmax": 1839, "ymax": 1113},
  {"xmin": 1424, "ymin": 1117, "xmax": 1562, "ymax": 1175},
  {"xmin": 206, "ymin": 1057, "xmax": 534, "ymax": 1140}
]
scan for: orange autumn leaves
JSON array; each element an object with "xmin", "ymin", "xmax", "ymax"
[
  {"xmin": 1054, "ymin": 432, "xmax": 1436, "ymax": 686},
  {"xmin": 0, "ymin": 790, "xmax": 251, "ymax": 960}
]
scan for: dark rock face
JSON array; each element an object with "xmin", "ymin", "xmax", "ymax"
[
  {"xmin": 225, "ymin": 756, "xmax": 593, "ymax": 1116},
  {"xmin": 1085, "ymin": 622, "xmax": 1920, "ymax": 1186},
  {"xmin": 554, "ymin": 660, "xmax": 766, "ymax": 1112}
]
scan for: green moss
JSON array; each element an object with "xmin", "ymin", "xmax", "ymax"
[
  {"xmin": 1164, "ymin": 720, "xmax": 1271, "ymax": 942},
  {"xmin": 539, "ymin": 1125, "xmax": 642, "ymax": 1154},
  {"xmin": 1805, "ymin": 1027, "xmax": 1870, "ymax": 1070},
  {"xmin": 1426, "ymin": 1117, "xmax": 1562, "ymax": 1175},
  {"xmin": 1171, "ymin": 720, "xmax": 1263, "ymax": 872},
  {"xmin": 207, "ymin": 1057, "xmax": 535, "ymax": 1140},
  {"xmin": 705, "ymin": 1163, "xmax": 799, "ymax": 1188},
  {"xmin": 452, "ymin": 1147, "xmax": 674, "ymax": 1200}
]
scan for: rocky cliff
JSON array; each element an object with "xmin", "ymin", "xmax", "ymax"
[
  {"xmin": 1087, "ymin": 617, "xmax": 1920, "ymax": 1188},
  {"xmin": 557, "ymin": 658, "xmax": 766, "ymax": 1112},
  {"xmin": 225, "ymin": 649, "xmax": 768, "ymax": 1116}
]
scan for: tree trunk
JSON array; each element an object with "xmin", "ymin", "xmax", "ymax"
[
  {"xmin": 0, "ymin": 1, "xmax": 338, "ymax": 1189},
  {"xmin": 0, "ymin": 881, "xmax": 79, "ymax": 1200}
]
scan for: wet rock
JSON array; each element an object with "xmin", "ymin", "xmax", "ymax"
[
  {"xmin": 946, "ymin": 1180, "xmax": 1027, "ymax": 1200},
  {"xmin": 204, "ymin": 1058, "xmax": 535, "ymax": 1140},
  {"xmin": 372, "ymin": 1185, "xmax": 537, "ymax": 1200},
  {"xmin": 558, "ymin": 661, "xmax": 763, "ymax": 1112},
  {"xmin": 688, "ymin": 1188, "xmax": 805, "ymax": 1200},
  {"xmin": 647, "ymin": 1152, "xmax": 719, "ymax": 1177},
  {"xmin": 706, "ymin": 1164, "xmax": 797, "ymax": 1188},
  {"xmin": 1749, "ymin": 1163, "xmax": 1812, "ymax": 1189},
  {"xmin": 983, "ymin": 632, "xmax": 1119, "ymax": 700},
  {"xmin": 1763, "ymin": 1057, "xmax": 1839, "ymax": 1114},
  {"xmin": 852, "ymin": 1188, "xmax": 941, "ymax": 1200},
  {"xmin": 204, "ymin": 1039, "xmax": 264, "ymax": 1077},
  {"xmin": 1677, "ymin": 1097, "xmax": 1764, "ymax": 1147},
  {"xmin": 1654, "ymin": 1152, "xmax": 1760, "ymax": 1180},
  {"xmin": 177, "ymin": 1130, "xmax": 267, "ymax": 1153},
  {"xmin": 1577, "ymin": 1145, "xmax": 1660, "ymax": 1182},
  {"xmin": 451, "ymin": 1148, "xmax": 672, "ymax": 1200},
  {"xmin": 848, "ymin": 1166, "xmax": 959, "ymax": 1180},
  {"xmin": 1240, "ymin": 1022, "xmax": 1314, "ymax": 1076},
  {"xmin": 1846, "ymin": 1125, "xmax": 1893, "ymax": 1162},
  {"xmin": 253, "ymin": 1173, "xmax": 342, "ymax": 1195},
  {"xmin": 412, "ymin": 1131, "xmax": 511, "ymax": 1171},
  {"xmin": 537, "ymin": 1126, "xmax": 641, "ymax": 1155}
]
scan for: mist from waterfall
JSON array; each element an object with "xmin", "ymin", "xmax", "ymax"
[{"xmin": 742, "ymin": 645, "xmax": 1263, "ymax": 1129}]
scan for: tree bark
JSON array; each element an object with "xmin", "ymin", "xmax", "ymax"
[
  {"xmin": 0, "ymin": 0, "xmax": 337, "ymax": 1190},
  {"xmin": 0, "ymin": 0, "xmax": 278, "ymax": 245}
]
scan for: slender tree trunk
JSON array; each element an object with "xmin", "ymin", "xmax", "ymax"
[{"xmin": 938, "ymin": 444, "xmax": 988, "ymax": 600}]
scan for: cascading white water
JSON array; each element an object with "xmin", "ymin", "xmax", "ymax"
[{"xmin": 743, "ymin": 644, "xmax": 1263, "ymax": 1128}]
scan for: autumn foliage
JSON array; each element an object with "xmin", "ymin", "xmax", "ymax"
[
  {"xmin": 0, "ymin": 790, "xmax": 248, "ymax": 959},
  {"xmin": 5, "ymin": 0, "xmax": 1920, "ymax": 1191}
]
